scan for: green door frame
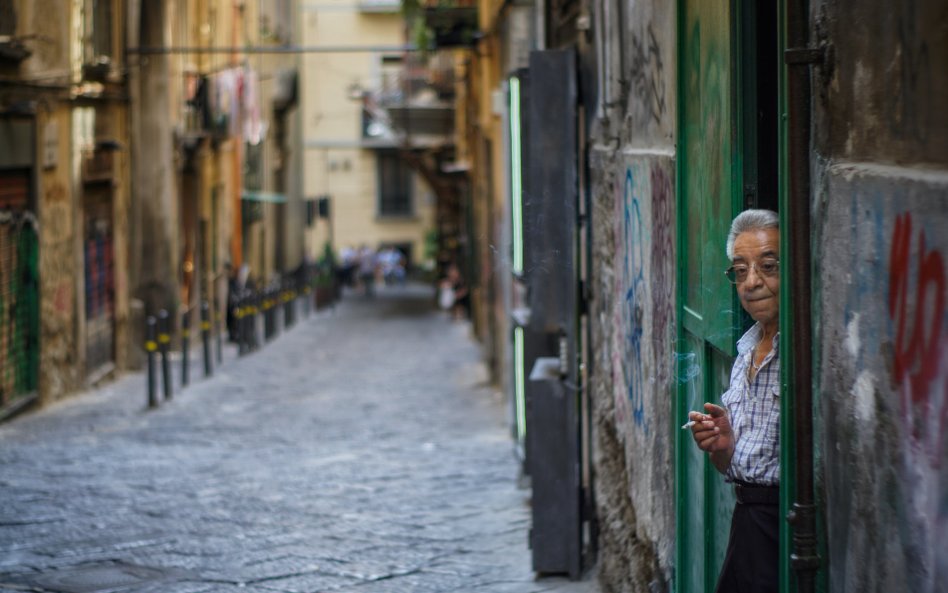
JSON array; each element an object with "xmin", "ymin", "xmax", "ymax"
[
  {"xmin": 674, "ymin": 0, "xmax": 795, "ymax": 592},
  {"xmin": 776, "ymin": 3, "xmax": 796, "ymax": 593}
]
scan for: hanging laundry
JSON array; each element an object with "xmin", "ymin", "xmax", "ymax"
[{"xmin": 242, "ymin": 67, "xmax": 268, "ymax": 145}]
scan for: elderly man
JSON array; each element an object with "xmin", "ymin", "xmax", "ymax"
[{"xmin": 688, "ymin": 209, "xmax": 781, "ymax": 593}]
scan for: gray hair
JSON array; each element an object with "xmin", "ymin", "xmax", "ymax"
[{"xmin": 726, "ymin": 209, "xmax": 779, "ymax": 260}]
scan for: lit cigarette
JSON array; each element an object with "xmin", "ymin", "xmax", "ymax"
[{"xmin": 681, "ymin": 420, "xmax": 696, "ymax": 430}]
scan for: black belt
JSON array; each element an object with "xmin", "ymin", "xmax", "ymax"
[{"xmin": 734, "ymin": 481, "xmax": 780, "ymax": 505}]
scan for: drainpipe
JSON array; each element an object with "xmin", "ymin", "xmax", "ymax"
[{"xmin": 784, "ymin": 0, "xmax": 822, "ymax": 590}]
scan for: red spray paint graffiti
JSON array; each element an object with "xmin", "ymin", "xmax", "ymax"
[
  {"xmin": 888, "ymin": 212, "xmax": 945, "ymax": 400},
  {"xmin": 887, "ymin": 212, "xmax": 947, "ymax": 466}
]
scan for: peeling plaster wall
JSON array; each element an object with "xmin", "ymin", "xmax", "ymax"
[
  {"xmin": 816, "ymin": 0, "xmax": 948, "ymax": 165},
  {"xmin": 587, "ymin": 2, "xmax": 677, "ymax": 590},
  {"xmin": 9, "ymin": 0, "xmax": 83, "ymax": 402},
  {"xmin": 37, "ymin": 107, "xmax": 81, "ymax": 402},
  {"xmin": 590, "ymin": 147, "xmax": 676, "ymax": 592},
  {"xmin": 815, "ymin": 165, "xmax": 948, "ymax": 593},
  {"xmin": 813, "ymin": 0, "xmax": 948, "ymax": 590}
]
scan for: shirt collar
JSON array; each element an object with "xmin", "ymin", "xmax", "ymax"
[{"xmin": 737, "ymin": 322, "xmax": 780, "ymax": 356}]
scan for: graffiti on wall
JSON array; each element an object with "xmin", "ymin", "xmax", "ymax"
[
  {"xmin": 612, "ymin": 169, "xmax": 644, "ymax": 433},
  {"xmin": 833, "ymin": 188, "xmax": 948, "ymax": 591},
  {"xmin": 887, "ymin": 211, "xmax": 947, "ymax": 468},
  {"xmin": 622, "ymin": 169, "xmax": 647, "ymax": 432},
  {"xmin": 630, "ymin": 24, "xmax": 667, "ymax": 125},
  {"xmin": 650, "ymin": 165, "xmax": 675, "ymax": 393},
  {"xmin": 611, "ymin": 161, "xmax": 676, "ymax": 436}
]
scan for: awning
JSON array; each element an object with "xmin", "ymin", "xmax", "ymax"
[{"xmin": 241, "ymin": 191, "xmax": 286, "ymax": 203}]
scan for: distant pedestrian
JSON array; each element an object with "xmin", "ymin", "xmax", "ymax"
[
  {"xmin": 379, "ymin": 247, "xmax": 407, "ymax": 285},
  {"xmin": 439, "ymin": 263, "xmax": 468, "ymax": 320},
  {"xmin": 338, "ymin": 246, "xmax": 357, "ymax": 287},
  {"xmin": 357, "ymin": 245, "xmax": 377, "ymax": 297}
]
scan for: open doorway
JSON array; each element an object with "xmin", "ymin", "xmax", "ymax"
[{"xmin": 741, "ymin": 0, "xmax": 779, "ymax": 212}]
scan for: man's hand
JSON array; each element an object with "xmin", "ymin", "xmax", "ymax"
[{"xmin": 688, "ymin": 403, "xmax": 735, "ymax": 474}]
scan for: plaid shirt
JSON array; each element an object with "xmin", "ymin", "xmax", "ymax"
[{"xmin": 721, "ymin": 323, "xmax": 781, "ymax": 486}]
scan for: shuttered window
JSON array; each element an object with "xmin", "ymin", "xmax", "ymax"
[{"xmin": 377, "ymin": 151, "xmax": 413, "ymax": 217}]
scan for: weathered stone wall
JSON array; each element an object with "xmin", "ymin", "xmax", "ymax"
[
  {"xmin": 590, "ymin": 148, "xmax": 676, "ymax": 592},
  {"xmin": 37, "ymin": 106, "xmax": 81, "ymax": 402},
  {"xmin": 14, "ymin": 0, "xmax": 83, "ymax": 402},
  {"xmin": 813, "ymin": 0, "xmax": 947, "ymax": 590},
  {"xmin": 815, "ymin": 0, "xmax": 947, "ymax": 165},
  {"xmin": 815, "ymin": 165, "xmax": 947, "ymax": 593},
  {"xmin": 587, "ymin": 1, "xmax": 677, "ymax": 590}
]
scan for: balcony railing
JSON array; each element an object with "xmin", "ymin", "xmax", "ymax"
[{"xmin": 421, "ymin": 0, "xmax": 478, "ymax": 48}]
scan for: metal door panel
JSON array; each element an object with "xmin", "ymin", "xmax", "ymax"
[{"xmin": 524, "ymin": 48, "xmax": 582, "ymax": 579}]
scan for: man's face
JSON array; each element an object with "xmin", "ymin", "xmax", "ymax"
[{"xmin": 731, "ymin": 228, "xmax": 780, "ymax": 329}]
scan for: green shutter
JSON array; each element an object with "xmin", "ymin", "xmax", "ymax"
[{"xmin": 675, "ymin": 0, "xmax": 743, "ymax": 591}]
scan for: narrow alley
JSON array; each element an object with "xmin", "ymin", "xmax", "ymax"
[{"xmin": 0, "ymin": 286, "xmax": 598, "ymax": 593}]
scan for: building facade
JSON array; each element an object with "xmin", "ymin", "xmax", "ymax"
[
  {"xmin": 130, "ymin": 0, "xmax": 301, "ymax": 347},
  {"xmin": 300, "ymin": 0, "xmax": 437, "ymax": 272},
  {"xmin": 0, "ymin": 0, "xmax": 303, "ymax": 413},
  {"xmin": 0, "ymin": 0, "xmax": 131, "ymax": 414}
]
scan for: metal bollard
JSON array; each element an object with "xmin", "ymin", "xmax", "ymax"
[
  {"xmin": 251, "ymin": 292, "xmax": 261, "ymax": 350},
  {"xmin": 274, "ymin": 285, "xmax": 283, "ymax": 336},
  {"xmin": 302, "ymin": 268, "xmax": 313, "ymax": 317},
  {"xmin": 201, "ymin": 301, "xmax": 212, "ymax": 377},
  {"xmin": 146, "ymin": 316, "xmax": 158, "ymax": 408},
  {"xmin": 246, "ymin": 292, "xmax": 255, "ymax": 354},
  {"xmin": 255, "ymin": 293, "xmax": 263, "ymax": 350},
  {"xmin": 235, "ymin": 297, "xmax": 246, "ymax": 356},
  {"xmin": 216, "ymin": 308, "xmax": 223, "ymax": 364},
  {"xmin": 284, "ymin": 285, "xmax": 295, "ymax": 328},
  {"xmin": 181, "ymin": 309, "xmax": 190, "ymax": 387},
  {"xmin": 276, "ymin": 287, "xmax": 284, "ymax": 336},
  {"xmin": 264, "ymin": 289, "xmax": 275, "ymax": 341},
  {"xmin": 158, "ymin": 309, "xmax": 172, "ymax": 400}
]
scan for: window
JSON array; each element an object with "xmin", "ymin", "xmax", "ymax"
[
  {"xmin": 379, "ymin": 56, "xmax": 404, "ymax": 104},
  {"xmin": 259, "ymin": 0, "xmax": 292, "ymax": 44},
  {"xmin": 377, "ymin": 151, "xmax": 413, "ymax": 217},
  {"xmin": 0, "ymin": 0, "xmax": 16, "ymax": 37},
  {"xmin": 83, "ymin": 0, "xmax": 113, "ymax": 61}
]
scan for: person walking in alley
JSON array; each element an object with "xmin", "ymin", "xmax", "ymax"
[
  {"xmin": 439, "ymin": 263, "xmax": 469, "ymax": 320},
  {"xmin": 686, "ymin": 209, "xmax": 781, "ymax": 593},
  {"xmin": 357, "ymin": 244, "xmax": 377, "ymax": 297}
]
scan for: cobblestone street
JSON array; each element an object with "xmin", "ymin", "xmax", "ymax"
[{"xmin": 0, "ymin": 285, "xmax": 599, "ymax": 593}]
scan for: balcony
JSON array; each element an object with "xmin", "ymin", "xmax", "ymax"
[
  {"xmin": 386, "ymin": 104, "xmax": 454, "ymax": 141},
  {"xmin": 421, "ymin": 0, "xmax": 478, "ymax": 48},
  {"xmin": 81, "ymin": 140, "xmax": 121, "ymax": 185},
  {"xmin": 362, "ymin": 55, "xmax": 456, "ymax": 148},
  {"xmin": 0, "ymin": 37, "xmax": 31, "ymax": 64}
]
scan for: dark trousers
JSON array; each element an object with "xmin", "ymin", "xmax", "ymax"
[{"xmin": 715, "ymin": 484, "xmax": 779, "ymax": 593}]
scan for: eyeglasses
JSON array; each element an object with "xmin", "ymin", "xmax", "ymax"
[{"xmin": 724, "ymin": 258, "xmax": 779, "ymax": 284}]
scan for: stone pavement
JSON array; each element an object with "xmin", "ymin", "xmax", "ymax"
[{"xmin": 0, "ymin": 284, "xmax": 600, "ymax": 593}]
